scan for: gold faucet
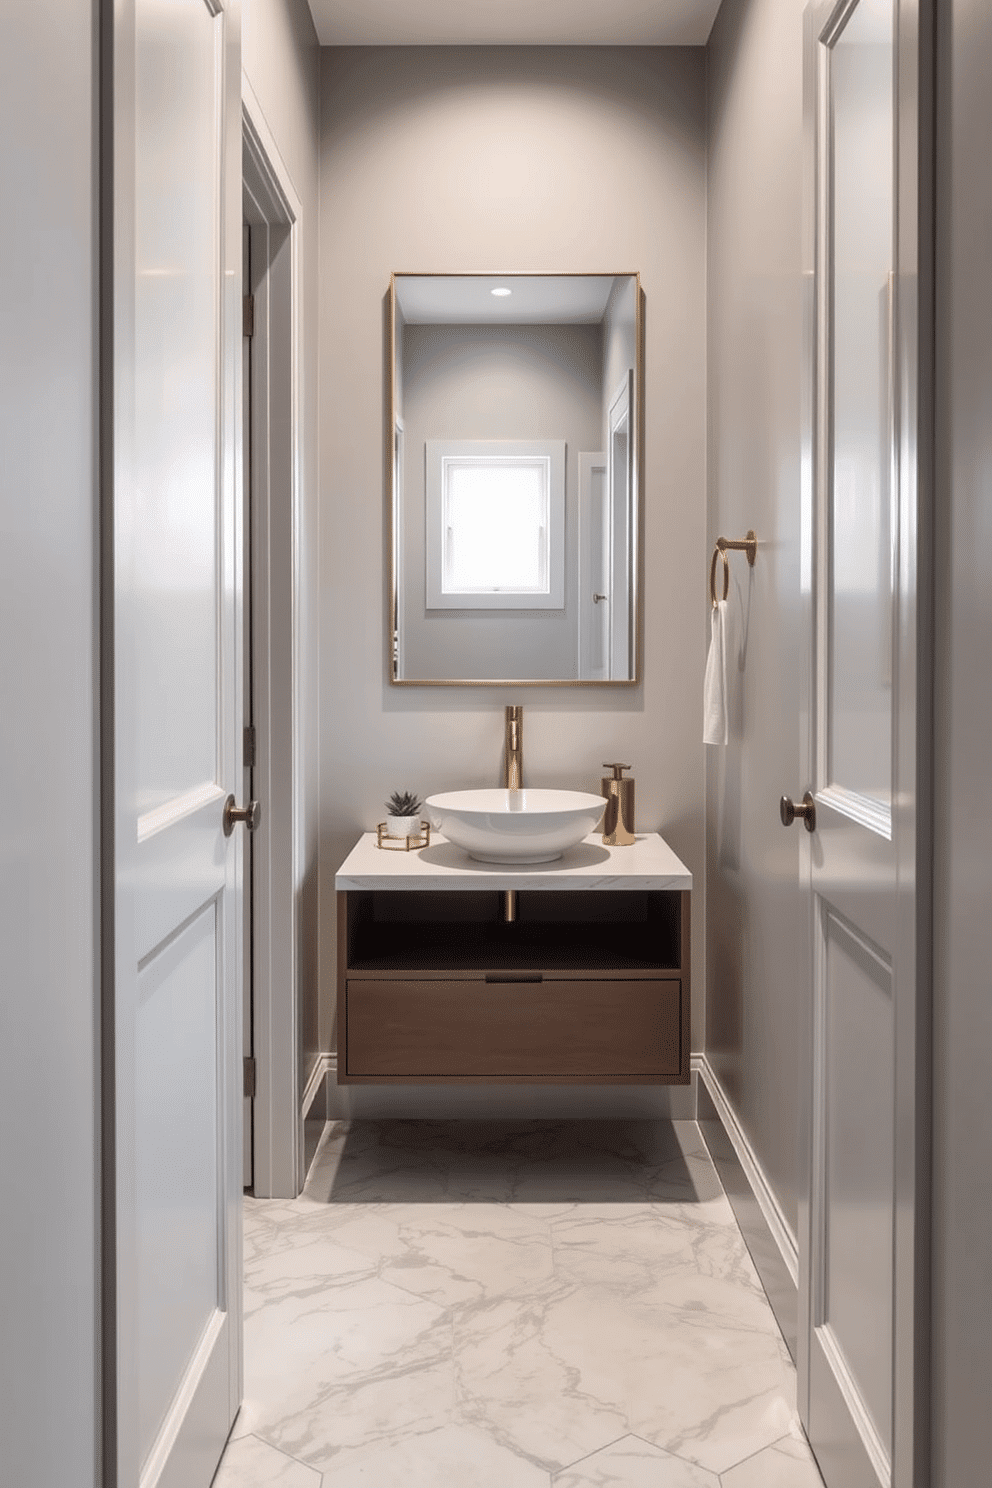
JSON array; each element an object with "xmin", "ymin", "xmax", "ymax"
[{"xmin": 503, "ymin": 705, "xmax": 523, "ymax": 790}]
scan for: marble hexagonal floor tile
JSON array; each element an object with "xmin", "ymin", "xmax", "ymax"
[
  {"xmin": 625, "ymin": 1268, "xmax": 798, "ymax": 1475},
  {"xmin": 298, "ymin": 1119, "xmax": 713, "ymax": 1207},
  {"xmin": 453, "ymin": 1260, "xmax": 796, "ymax": 1478},
  {"xmin": 720, "ymin": 1430, "xmax": 825, "ymax": 1487},
  {"xmin": 552, "ymin": 1435, "xmax": 720, "ymax": 1487},
  {"xmin": 241, "ymin": 1273, "xmax": 455, "ymax": 1470},
  {"xmin": 244, "ymin": 1226, "xmax": 380, "ymax": 1305},
  {"xmin": 234, "ymin": 1120, "xmax": 812, "ymax": 1486},
  {"xmin": 212, "ymin": 1433, "xmax": 322, "ymax": 1487},
  {"xmin": 324, "ymin": 1202, "xmax": 555, "ymax": 1306},
  {"xmin": 319, "ymin": 1423, "xmax": 552, "ymax": 1487},
  {"xmin": 549, "ymin": 1201, "xmax": 760, "ymax": 1293},
  {"xmin": 453, "ymin": 1277, "xmax": 629, "ymax": 1472}
]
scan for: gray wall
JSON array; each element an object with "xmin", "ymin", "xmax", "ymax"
[
  {"xmin": 0, "ymin": 5, "xmax": 100, "ymax": 1485},
  {"xmin": 401, "ymin": 320, "xmax": 603, "ymax": 680},
  {"xmin": 704, "ymin": 0, "xmax": 806, "ymax": 1254},
  {"xmin": 242, "ymin": 0, "xmax": 322, "ymax": 1092},
  {"xmin": 603, "ymin": 278, "xmax": 638, "ymax": 451},
  {"xmin": 931, "ymin": 0, "xmax": 992, "ymax": 1479},
  {"xmin": 318, "ymin": 46, "xmax": 708, "ymax": 1080}
]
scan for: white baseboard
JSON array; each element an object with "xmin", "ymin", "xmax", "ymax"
[
  {"xmin": 693, "ymin": 1052, "xmax": 799, "ymax": 1285},
  {"xmin": 300, "ymin": 1052, "xmax": 334, "ymax": 1122}
]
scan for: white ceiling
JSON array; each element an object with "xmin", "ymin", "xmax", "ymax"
[{"xmin": 306, "ymin": 1, "xmax": 723, "ymax": 48}]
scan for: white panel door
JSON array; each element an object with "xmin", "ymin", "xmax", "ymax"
[
  {"xmin": 578, "ymin": 451, "xmax": 608, "ymax": 680},
  {"xmin": 799, "ymin": 2, "xmax": 929, "ymax": 1486},
  {"xmin": 243, "ymin": 219, "xmax": 255, "ymax": 1192},
  {"xmin": 113, "ymin": 2, "xmax": 244, "ymax": 1486},
  {"xmin": 607, "ymin": 373, "xmax": 634, "ymax": 682}
]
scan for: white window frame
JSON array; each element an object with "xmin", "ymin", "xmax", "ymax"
[{"xmin": 425, "ymin": 439, "xmax": 566, "ymax": 610}]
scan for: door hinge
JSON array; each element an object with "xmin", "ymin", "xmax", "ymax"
[
  {"xmin": 243, "ymin": 1056, "xmax": 256, "ymax": 1100},
  {"xmin": 243, "ymin": 724, "xmax": 257, "ymax": 769},
  {"xmin": 243, "ymin": 292, "xmax": 255, "ymax": 338}
]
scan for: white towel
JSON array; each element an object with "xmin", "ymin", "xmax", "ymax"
[{"xmin": 703, "ymin": 599, "xmax": 728, "ymax": 746}]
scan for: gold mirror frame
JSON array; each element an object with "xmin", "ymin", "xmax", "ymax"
[{"xmin": 388, "ymin": 270, "xmax": 644, "ymax": 687}]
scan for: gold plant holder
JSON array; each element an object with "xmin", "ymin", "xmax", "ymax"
[{"xmin": 375, "ymin": 821, "xmax": 431, "ymax": 851}]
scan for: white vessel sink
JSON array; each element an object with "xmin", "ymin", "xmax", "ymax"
[{"xmin": 424, "ymin": 788, "xmax": 606, "ymax": 863}]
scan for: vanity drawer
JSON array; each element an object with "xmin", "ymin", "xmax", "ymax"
[{"xmin": 343, "ymin": 976, "xmax": 682, "ymax": 1081}]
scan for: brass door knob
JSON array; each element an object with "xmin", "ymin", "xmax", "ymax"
[
  {"xmin": 223, "ymin": 794, "xmax": 261, "ymax": 837},
  {"xmin": 780, "ymin": 791, "xmax": 816, "ymax": 833}
]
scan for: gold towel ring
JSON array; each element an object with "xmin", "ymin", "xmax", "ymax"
[
  {"xmin": 709, "ymin": 531, "xmax": 757, "ymax": 606},
  {"xmin": 710, "ymin": 545, "xmax": 730, "ymax": 607}
]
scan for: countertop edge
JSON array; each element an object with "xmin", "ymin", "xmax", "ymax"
[{"xmin": 334, "ymin": 832, "xmax": 692, "ymax": 892}]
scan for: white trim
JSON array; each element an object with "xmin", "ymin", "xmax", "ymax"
[
  {"xmin": 242, "ymin": 83, "xmax": 305, "ymax": 1200},
  {"xmin": 606, "ymin": 372, "xmax": 634, "ymax": 680},
  {"xmin": 577, "ymin": 449, "xmax": 608, "ymax": 681},
  {"xmin": 693, "ymin": 1053, "xmax": 800, "ymax": 1286},
  {"xmin": 818, "ymin": 1320, "xmax": 892, "ymax": 1488},
  {"xmin": 241, "ymin": 77, "xmax": 303, "ymax": 226},
  {"xmin": 301, "ymin": 1053, "xmax": 334, "ymax": 1122},
  {"xmin": 139, "ymin": 1309, "xmax": 225, "ymax": 1488}
]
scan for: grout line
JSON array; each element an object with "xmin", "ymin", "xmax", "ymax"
[
  {"xmin": 241, "ymin": 1431, "xmax": 325, "ymax": 1481},
  {"xmin": 716, "ymin": 1429, "xmax": 818, "ymax": 1482},
  {"xmin": 550, "ymin": 1431, "xmax": 637, "ymax": 1479}
]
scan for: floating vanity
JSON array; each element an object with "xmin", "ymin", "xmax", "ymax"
[{"xmin": 335, "ymin": 832, "xmax": 691, "ymax": 1085}]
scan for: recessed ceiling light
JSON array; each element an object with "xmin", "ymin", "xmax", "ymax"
[{"xmin": 491, "ymin": 287, "xmax": 512, "ymax": 297}]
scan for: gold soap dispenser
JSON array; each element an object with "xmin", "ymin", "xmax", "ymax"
[{"xmin": 601, "ymin": 762, "xmax": 635, "ymax": 846}]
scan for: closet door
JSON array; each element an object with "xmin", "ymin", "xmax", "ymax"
[
  {"xmin": 111, "ymin": 2, "xmax": 244, "ymax": 1484},
  {"xmin": 798, "ymin": 2, "xmax": 931, "ymax": 1486}
]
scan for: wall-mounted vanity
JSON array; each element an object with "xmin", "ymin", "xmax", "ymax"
[
  {"xmin": 335, "ymin": 833, "xmax": 691, "ymax": 1084},
  {"xmin": 389, "ymin": 272, "xmax": 643, "ymax": 685}
]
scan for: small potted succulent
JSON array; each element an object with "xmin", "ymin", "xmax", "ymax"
[{"xmin": 385, "ymin": 789, "xmax": 423, "ymax": 839}]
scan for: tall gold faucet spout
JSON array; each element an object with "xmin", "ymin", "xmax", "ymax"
[{"xmin": 504, "ymin": 705, "xmax": 523, "ymax": 791}]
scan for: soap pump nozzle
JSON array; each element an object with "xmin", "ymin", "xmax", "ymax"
[{"xmin": 601, "ymin": 762, "xmax": 635, "ymax": 846}]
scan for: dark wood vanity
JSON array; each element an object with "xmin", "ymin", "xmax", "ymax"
[{"xmin": 335, "ymin": 836, "xmax": 691, "ymax": 1084}]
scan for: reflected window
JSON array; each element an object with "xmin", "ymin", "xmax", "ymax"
[
  {"xmin": 444, "ymin": 456, "xmax": 548, "ymax": 594},
  {"xmin": 426, "ymin": 439, "xmax": 565, "ymax": 609}
]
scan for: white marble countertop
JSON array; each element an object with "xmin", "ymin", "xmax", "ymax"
[{"xmin": 335, "ymin": 830, "xmax": 692, "ymax": 892}]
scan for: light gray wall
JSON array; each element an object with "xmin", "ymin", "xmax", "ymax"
[
  {"xmin": 931, "ymin": 0, "xmax": 992, "ymax": 1479},
  {"xmin": 318, "ymin": 46, "xmax": 708, "ymax": 1083},
  {"xmin": 242, "ymin": 0, "xmax": 322, "ymax": 1085},
  {"xmin": 0, "ymin": 5, "xmax": 100, "ymax": 1485},
  {"xmin": 602, "ymin": 277, "xmax": 638, "ymax": 451},
  {"xmin": 401, "ymin": 321, "xmax": 603, "ymax": 680},
  {"xmin": 704, "ymin": 0, "xmax": 805, "ymax": 1268}
]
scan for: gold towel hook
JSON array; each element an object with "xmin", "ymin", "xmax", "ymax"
[{"xmin": 710, "ymin": 530, "xmax": 758, "ymax": 606}]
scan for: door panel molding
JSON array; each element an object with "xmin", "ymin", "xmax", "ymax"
[{"xmin": 812, "ymin": 899, "xmax": 895, "ymax": 1480}]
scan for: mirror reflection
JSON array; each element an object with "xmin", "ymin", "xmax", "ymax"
[{"xmin": 390, "ymin": 273, "xmax": 641, "ymax": 684}]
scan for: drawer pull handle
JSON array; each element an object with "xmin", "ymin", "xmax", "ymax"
[{"xmin": 484, "ymin": 972, "xmax": 543, "ymax": 983}]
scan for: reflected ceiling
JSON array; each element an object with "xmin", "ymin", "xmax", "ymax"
[
  {"xmin": 396, "ymin": 275, "xmax": 618, "ymax": 325},
  {"xmin": 306, "ymin": 0, "xmax": 722, "ymax": 47}
]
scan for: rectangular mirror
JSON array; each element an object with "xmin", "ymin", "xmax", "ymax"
[{"xmin": 389, "ymin": 272, "xmax": 642, "ymax": 684}]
